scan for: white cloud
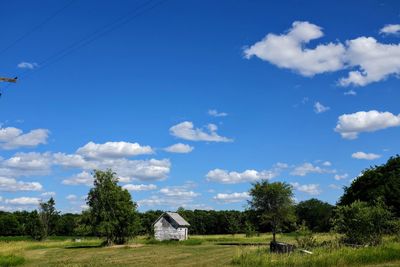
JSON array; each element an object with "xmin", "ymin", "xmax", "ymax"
[
  {"xmin": 170, "ymin": 121, "xmax": 233, "ymax": 142},
  {"xmin": 17, "ymin": 62, "xmax": 38, "ymax": 69},
  {"xmin": 244, "ymin": 21, "xmax": 345, "ymax": 76},
  {"xmin": 213, "ymin": 192, "xmax": 250, "ymax": 203},
  {"xmin": 41, "ymin": 191, "xmax": 55, "ymax": 197},
  {"xmin": 164, "ymin": 143, "xmax": 194, "ymax": 154},
  {"xmin": 314, "ymin": 102, "xmax": 330, "ymax": 113},
  {"xmin": 206, "ymin": 168, "xmax": 277, "ymax": 184},
  {"xmin": 76, "ymin": 141, "xmax": 153, "ymax": 159},
  {"xmin": 290, "ymin": 163, "xmax": 334, "ymax": 176},
  {"xmin": 334, "ymin": 173, "xmax": 349, "ymax": 180},
  {"xmin": 62, "ymin": 171, "xmax": 93, "ymax": 186},
  {"xmin": 291, "ymin": 182, "xmax": 321, "ymax": 195},
  {"xmin": 159, "ymin": 186, "xmax": 199, "ymax": 198},
  {"xmin": 0, "ymin": 127, "xmax": 49, "ymax": 149},
  {"xmin": 339, "ymin": 37, "xmax": 400, "ymax": 86},
  {"xmin": 344, "ymin": 90, "xmax": 357, "ymax": 96},
  {"xmin": 66, "ymin": 194, "xmax": 77, "ymax": 201},
  {"xmin": 380, "ymin": 24, "xmax": 400, "ymax": 35},
  {"xmin": 245, "ymin": 21, "xmax": 400, "ymax": 87},
  {"xmin": 0, "ymin": 177, "xmax": 42, "ymax": 191},
  {"xmin": 122, "ymin": 184, "xmax": 157, "ymax": 191},
  {"xmin": 322, "ymin": 161, "xmax": 332, "ymax": 167},
  {"xmin": 335, "ymin": 110, "xmax": 400, "ymax": 139},
  {"xmin": 329, "ymin": 184, "xmax": 342, "ymax": 190},
  {"xmin": 352, "ymin": 151, "xmax": 381, "ymax": 160},
  {"xmin": 0, "ymin": 152, "xmax": 53, "ymax": 177},
  {"xmin": 5, "ymin": 197, "xmax": 40, "ymax": 205},
  {"xmin": 208, "ymin": 109, "xmax": 228, "ymax": 117}
]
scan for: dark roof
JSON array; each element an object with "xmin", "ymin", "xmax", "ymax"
[{"xmin": 153, "ymin": 212, "xmax": 190, "ymax": 227}]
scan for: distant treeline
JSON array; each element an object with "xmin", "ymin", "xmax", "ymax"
[{"xmin": 0, "ymin": 198, "xmax": 333, "ymax": 237}]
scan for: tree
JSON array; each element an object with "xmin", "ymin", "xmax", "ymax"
[
  {"xmin": 26, "ymin": 211, "xmax": 46, "ymax": 241},
  {"xmin": 339, "ymin": 155, "xmax": 400, "ymax": 216},
  {"xmin": 38, "ymin": 197, "xmax": 59, "ymax": 238},
  {"xmin": 87, "ymin": 169, "xmax": 140, "ymax": 245},
  {"xmin": 248, "ymin": 180, "xmax": 295, "ymax": 242},
  {"xmin": 295, "ymin": 198, "xmax": 333, "ymax": 232},
  {"xmin": 333, "ymin": 200, "xmax": 393, "ymax": 245},
  {"xmin": 0, "ymin": 213, "xmax": 20, "ymax": 236}
]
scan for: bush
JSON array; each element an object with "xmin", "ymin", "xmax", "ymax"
[
  {"xmin": 295, "ymin": 222, "xmax": 316, "ymax": 249},
  {"xmin": 244, "ymin": 221, "xmax": 257, "ymax": 237},
  {"xmin": 333, "ymin": 200, "xmax": 393, "ymax": 246}
]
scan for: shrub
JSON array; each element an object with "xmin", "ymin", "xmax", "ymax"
[
  {"xmin": 295, "ymin": 222, "xmax": 316, "ymax": 249},
  {"xmin": 333, "ymin": 200, "xmax": 393, "ymax": 246}
]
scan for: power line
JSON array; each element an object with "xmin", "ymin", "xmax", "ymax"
[
  {"xmin": 16, "ymin": 0, "xmax": 167, "ymax": 82},
  {"xmin": 0, "ymin": 0, "xmax": 76, "ymax": 57}
]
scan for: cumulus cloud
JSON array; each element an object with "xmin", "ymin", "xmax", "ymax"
[
  {"xmin": 334, "ymin": 173, "xmax": 349, "ymax": 180},
  {"xmin": 314, "ymin": 102, "xmax": 330, "ymax": 113},
  {"xmin": 164, "ymin": 143, "xmax": 194, "ymax": 153},
  {"xmin": 329, "ymin": 184, "xmax": 342, "ymax": 190},
  {"xmin": 66, "ymin": 194, "xmax": 77, "ymax": 201},
  {"xmin": 41, "ymin": 191, "xmax": 56, "ymax": 197},
  {"xmin": 0, "ymin": 177, "xmax": 42, "ymax": 191},
  {"xmin": 76, "ymin": 141, "xmax": 153, "ymax": 159},
  {"xmin": 62, "ymin": 171, "xmax": 93, "ymax": 186},
  {"xmin": 0, "ymin": 152, "xmax": 53, "ymax": 177},
  {"xmin": 352, "ymin": 151, "xmax": 381, "ymax": 160},
  {"xmin": 335, "ymin": 110, "xmax": 400, "ymax": 139},
  {"xmin": 291, "ymin": 182, "xmax": 321, "ymax": 195},
  {"xmin": 213, "ymin": 192, "xmax": 250, "ymax": 203},
  {"xmin": 122, "ymin": 184, "xmax": 157, "ymax": 191},
  {"xmin": 245, "ymin": 21, "xmax": 400, "ymax": 87},
  {"xmin": 339, "ymin": 37, "xmax": 400, "ymax": 86},
  {"xmin": 322, "ymin": 161, "xmax": 332, "ymax": 166},
  {"xmin": 0, "ymin": 127, "xmax": 49, "ymax": 149},
  {"xmin": 206, "ymin": 168, "xmax": 277, "ymax": 184},
  {"xmin": 344, "ymin": 90, "xmax": 357, "ymax": 96},
  {"xmin": 244, "ymin": 21, "xmax": 345, "ymax": 76},
  {"xmin": 5, "ymin": 197, "xmax": 40, "ymax": 205},
  {"xmin": 290, "ymin": 162, "xmax": 334, "ymax": 176},
  {"xmin": 170, "ymin": 121, "xmax": 232, "ymax": 142},
  {"xmin": 380, "ymin": 24, "xmax": 400, "ymax": 35},
  {"xmin": 17, "ymin": 62, "xmax": 38, "ymax": 69},
  {"xmin": 208, "ymin": 109, "xmax": 228, "ymax": 117}
]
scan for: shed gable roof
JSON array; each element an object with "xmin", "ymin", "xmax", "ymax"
[{"xmin": 153, "ymin": 212, "xmax": 190, "ymax": 227}]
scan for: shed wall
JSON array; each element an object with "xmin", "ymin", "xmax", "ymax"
[{"xmin": 154, "ymin": 217, "xmax": 188, "ymax": 241}]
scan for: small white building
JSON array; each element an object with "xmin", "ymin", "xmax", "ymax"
[{"xmin": 153, "ymin": 212, "xmax": 190, "ymax": 241}]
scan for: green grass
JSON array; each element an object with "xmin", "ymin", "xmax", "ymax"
[
  {"xmin": 232, "ymin": 242, "xmax": 400, "ymax": 267},
  {"xmin": 0, "ymin": 234, "xmax": 397, "ymax": 266},
  {"xmin": 0, "ymin": 255, "xmax": 25, "ymax": 267}
]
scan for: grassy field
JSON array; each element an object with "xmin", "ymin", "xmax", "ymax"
[{"xmin": 0, "ymin": 234, "xmax": 399, "ymax": 266}]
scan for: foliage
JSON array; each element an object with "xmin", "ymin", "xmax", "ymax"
[
  {"xmin": 339, "ymin": 155, "xmax": 400, "ymax": 216},
  {"xmin": 295, "ymin": 199, "xmax": 333, "ymax": 232},
  {"xmin": 0, "ymin": 254, "xmax": 25, "ymax": 267},
  {"xmin": 87, "ymin": 169, "xmax": 140, "ymax": 245},
  {"xmin": 25, "ymin": 211, "xmax": 46, "ymax": 241},
  {"xmin": 244, "ymin": 221, "xmax": 257, "ymax": 237},
  {"xmin": 333, "ymin": 200, "xmax": 393, "ymax": 246},
  {"xmin": 248, "ymin": 180, "xmax": 296, "ymax": 242},
  {"xmin": 38, "ymin": 197, "xmax": 60, "ymax": 238},
  {"xmin": 0, "ymin": 213, "xmax": 20, "ymax": 236},
  {"xmin": 295, "ymin": 222, "xmax": 317, "ymax": 249}
]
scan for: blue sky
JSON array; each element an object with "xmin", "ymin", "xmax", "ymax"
[{"xmin": 1, "ymin": 0, "xmax": 400, "ymax": 212}]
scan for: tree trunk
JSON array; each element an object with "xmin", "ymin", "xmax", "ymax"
[{"xmin": 272, "ymin": 231, "xmax": 276, "ymax": 243}]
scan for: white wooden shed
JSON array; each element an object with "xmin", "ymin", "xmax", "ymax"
[{"xmin": 153, "ymin": 212, "xmax": 190, "ymax": 241}]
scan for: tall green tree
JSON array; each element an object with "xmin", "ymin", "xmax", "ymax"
[
  {"xmin": 39, "ymin": 197, "xmax": 59, "ymax": 237},
  {"xmin": 87, "ymin": 169, "xmax": 140, "ymax": 245},
  {"xmin": 295, "ymin": 198, "xmax": 333, "ymax": 232},
  {"xmin": 339, "ymin": 155, "xmax": 400, "ymax": 216},
  {"xmin": 248, "ymin": 180, "xmax": 295, "ymax": 242}
]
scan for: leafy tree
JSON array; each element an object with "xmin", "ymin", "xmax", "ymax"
[
  {"xmin": 248, "ymin": 180, "xmax": 295, "ymax": 242},
  {"xmin": 333, "ymin": 200, "xmax": 393, "ymax": 245},
  {"xmin": 39, "ymin": 197, "xmax": 59, "ymax": 237},
  {"xmin": 295, "ymin": 198, "xmax": 334, "ymax": 232},
  {"xmin": 0, "ymin": 213, "xmax": 20, "ymax": 236},
  {"xmin": 339, "ymin": 155, "xmax": 400, "ymax": 216},
  {"xmin": 87, "ymin": 169, "xmax": 140, "ymax": 245},
  {"xmin": 26, "ymin": 211, "xmax": 46, "ymax": 241},
  {"xmin": 56, "ymin": 213, "xmax": 80, "ymax": 236}
]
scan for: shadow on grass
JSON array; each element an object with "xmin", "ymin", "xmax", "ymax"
[{"xmin": 65, "ymin": 244, "xmax": 103, "ymax": 249}]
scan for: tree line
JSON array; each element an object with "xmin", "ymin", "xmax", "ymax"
[{"xmin": 0, "ymin": 155, "xmax": 399, "ymax": 246}]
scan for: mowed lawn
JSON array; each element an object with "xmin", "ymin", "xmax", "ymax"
[
  {"xmin": 0, "ymin": 234, "xmax": 271, "ymax": 267},
  {"xmin": 0, "ymin": 234, "xmax": 399, "ymax": 267}
]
